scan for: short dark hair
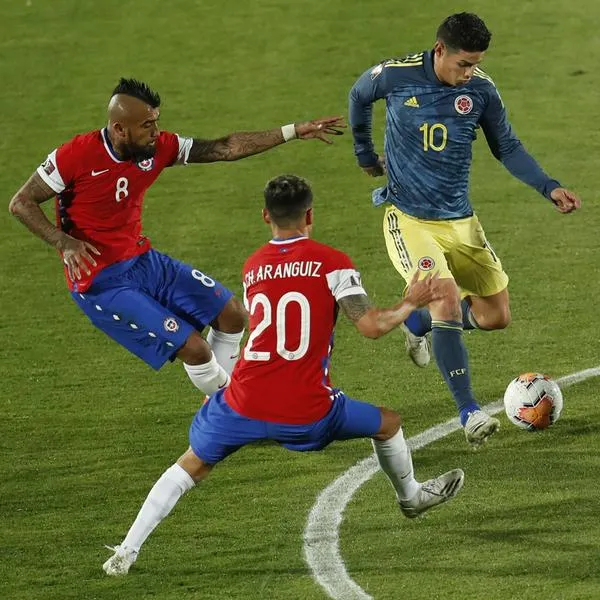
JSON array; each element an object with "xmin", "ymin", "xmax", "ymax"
[
  {"xmin": 264, "ymin": 175, "xmax": 313, "ymax": 227},
  {"xmin": 436, "ymin": 13, "xmax": 491, "ymax": 53},
  {"xmin": 111, "ymin": 78, "xmax": 161, "ymax": 108}
]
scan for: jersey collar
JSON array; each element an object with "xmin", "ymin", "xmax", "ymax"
[
  {"xmin": 101, "ymin": 127, "xmax": 125, "ymax": 163},
  {"xmin": 269, "ymin": 235, "xmax": 308, "ymax": 245},
  {"xmin": 423, "ymin": 49, "xmax": 443, "ymax": 84}
]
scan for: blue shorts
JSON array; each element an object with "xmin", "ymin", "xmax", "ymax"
[
  {"xmin": 71, "ymin": 249, "xmax": 233, "ymax": 370},
  {"xmin": 189, "ymin": 389, "xmax": 382, "ymax": 464}
]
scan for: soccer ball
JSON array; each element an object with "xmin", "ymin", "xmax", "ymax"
[{"xmin": 503, "ymin": 373, "xmax": 563, "ymax": 431}]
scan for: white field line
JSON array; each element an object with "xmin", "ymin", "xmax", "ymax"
[{"xmin": 303, "ymin": 367, "xmax": 600, "ymax": 600}]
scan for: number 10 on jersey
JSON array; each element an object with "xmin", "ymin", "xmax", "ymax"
[{"xmin": 419, "ymin": 122, "xmax": 448, "ymax": 152}]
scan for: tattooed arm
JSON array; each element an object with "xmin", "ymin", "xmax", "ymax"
[
  {"xmin": 338, "ymin": 274, "xmax": 441, "ymax": 339},
  {"xmin": 187, "ymin": 129, "xmax": 285, "ymax": 163},
  {"xmin": 186, "ymin": 116, "xmax": 345, "ymax": 163},
  {"xmin": 338, "ymin": 294, "xmax": 419, "ymax": 339},
  {"xmin": 8, "ymin": 172, "xmax": 64, "ymax": 247},
  {"xmin": 9, "ymin": 172, "xmax": 100, "ymax": 280}
]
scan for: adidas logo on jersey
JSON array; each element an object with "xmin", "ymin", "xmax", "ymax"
[{"xmin": 404, "ymin": 96, "xmax": 420, "ymax": 108}]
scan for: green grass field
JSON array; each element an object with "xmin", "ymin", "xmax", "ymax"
[{"xmin": 2, "ymin": 1, "xmax": 600, "ymax": 598}]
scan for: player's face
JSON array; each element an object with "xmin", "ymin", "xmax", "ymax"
[
  {"xmin": 124, "ymin": 107, "xmax": 160, "ymax": 161},
  {"xmin": 434, "ymin": 42, "xmax": 484, "ymax": 86}
]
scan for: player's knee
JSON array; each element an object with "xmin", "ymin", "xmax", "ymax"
[
  {"xmin": 374, "ymin": 407, "xmax": 402, "ymax": 440},
  {"xmin": 494, "ymin": 307, "xmax": 511, "ymax": 329},
  {"xmin": 212, "ymin": 297, "xmax": 247, "ymax": 333},
  {"xmin": 177, "ymin": 331, "xmax": 213, "ymax": 365},
  {"xmin": 177, "ymin": 448, "xmax": 214, "ymax": 482},
  {"xmin": 430, "ymin": 282, "xmax": 461, "ymax": 322},
  {"xmin": 481, "ymin": 306, "xmax": 512, "ymax": 330}
]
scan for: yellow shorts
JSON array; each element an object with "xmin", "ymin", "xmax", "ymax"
[{"xmin": 383, "ymin": 205, "xmax": 509, "ymax": 298}]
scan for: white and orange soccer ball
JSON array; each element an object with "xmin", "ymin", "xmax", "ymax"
[{"xmin": 503, "ymin": 373, "xmax": 563, "ymax": 431}]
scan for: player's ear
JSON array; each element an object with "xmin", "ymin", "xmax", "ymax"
[
  {"xmin": 262, "ymin": 208, "xmax": 271, "ymax": 224},
  {"xmin": 112, "ymin": 122, "xmax": 126, "ymax": 138},
  {"xmin": 434, "ymin": 40, "xmax": 444, "ymax": 58},
  {"xmin": 306, "ymin": 208, "xmax": 313, "ymax": 226}
]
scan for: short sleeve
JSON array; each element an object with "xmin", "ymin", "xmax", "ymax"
[
  {"xmin": 175, "ymin": 134, "xmax": 193, "ymax": 165},
  {"xmin": 36, "ymin": 142, "xmax": 78, "ymax": 193},
  {"xmin": 160, "ymin": 131, "xmax": 193, "ymax": 167},
  {"xmin": 325, "ymin": 251, "xmax": 367, "ymax": 301}
]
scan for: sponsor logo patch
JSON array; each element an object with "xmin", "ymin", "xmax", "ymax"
[
  {"xmin": 370, "ymin": 63, "xmax": 384, "ymax": 79},
  {"xmin": 42, "ymin": 158, "xmax": 56, "ymax": 176}
]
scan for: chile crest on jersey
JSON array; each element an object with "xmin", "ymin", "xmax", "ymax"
[{"xmin": 137, "ymin": 158, "xmax": 155, "ymax": 171}]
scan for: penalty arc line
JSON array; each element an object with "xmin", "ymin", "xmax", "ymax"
[{"xmin": 303, "ymin": 366, "xmax": 600, "ymax": 600}]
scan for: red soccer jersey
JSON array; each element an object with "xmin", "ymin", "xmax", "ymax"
[
  {"xmin": 224, "ymin": 237, "xmax": 367, "ymax": 424},
  {"xmin": 36, "ymin": 128, "xmax": 193, "ymax": 292}
]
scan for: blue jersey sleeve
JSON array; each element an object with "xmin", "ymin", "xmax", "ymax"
[
  {"xmin": 481, "ymin": 86, "xmax": 560, "ymax": 200},
  {"xmin": 349, "ymin": 64, "xmax": 389, "ymax": 168}
]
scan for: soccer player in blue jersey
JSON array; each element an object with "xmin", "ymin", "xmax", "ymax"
[{"xmin": 348, "ymin": 13, "xmax": 581, "ymax": 448}]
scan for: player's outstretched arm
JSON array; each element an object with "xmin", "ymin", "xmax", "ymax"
[
  {"xmin": 339, "ymin": 273, "xmax": 441, "ymax": 339},
  {"xmin": 186, "ymin": 116, "xmax": 345, "ymax": 163},
  {"xmin": 481, "ymin": 84, "xmax": 581, "ymax": 213},
  {"xmin": 9, "ymin": 172, "xmax": 100, "ymax": 280}
]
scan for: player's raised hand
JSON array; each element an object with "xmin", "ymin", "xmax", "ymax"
[
  {"xmin": 550, "ymin": 187, "xmax": 581, "ymax": 214},
  {"xmin": 294, "ymin": 116, "xmax": 345, "ymax": 144},
  {"xmin": 57, "ymin": 234, "xmax": 100, "ymax": 281},
  {"xmin": 405, "ymin": 272, "xmax": 442, "ymax": 308},
  {"xmin": 362, "ymin": 155, "xmax": 386, "ymax": 177}
]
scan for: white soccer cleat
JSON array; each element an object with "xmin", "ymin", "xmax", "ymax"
[
  {"xmin": 401, "ymin": 324, "xmax": 430, "ymax": 368},
  {"xmin": 464, "ymin": 410, "xmax": 500, "ymax": 449},
  {"xmin": 102, "ymin": 544, "xmax": 138, "ymax": 576},
  {"xmin": 399, "ymin": 469, "xmax": 465, "ymax": 519}
]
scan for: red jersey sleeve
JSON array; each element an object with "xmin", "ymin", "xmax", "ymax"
[
  {"xmin": 36, "ymin": 138, "xmax": 81, "ymax": 193},
  {"xmin": 158, "ymin": 131, "xmax": 193, "ymax": 167},
  {"xmin": 323, "ymin": 248, "xmax": 367, "ymax": 301}
]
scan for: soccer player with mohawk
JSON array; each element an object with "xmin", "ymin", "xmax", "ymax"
[{"xmin": 9, "ymin": 77, "xmax": 344, "ymax": 396}]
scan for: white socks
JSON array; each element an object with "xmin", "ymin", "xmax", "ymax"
[
  {"xmin": 184, "ymin": 353, "xmax": 229, "ymax": 395},
  {"xmin": 121, "ymin": 463, "xmax": 195, "ymax": 553},
  {"xmin": 372, "ymin": 428, "xmax": 420, "ymax": 501},
  {"xmin": 183, "ymin": 329, "xmax": 242, "ymax": 394},
  {"xmin": 207, "ymin": 328, "xmax": 243, "ymax": 375}
]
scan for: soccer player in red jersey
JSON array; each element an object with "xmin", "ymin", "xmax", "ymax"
[
  {"xmin": 9, "ymin": 79, "xmax": 344, "ymax": 394},
  {"xmin": 103, "ymin": 175, "xmax": 465, "ymax": 575}
]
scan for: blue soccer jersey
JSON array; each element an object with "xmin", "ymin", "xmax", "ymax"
[{"xmin": 349, "ymin": 50, "xmax": 560, "ymax": 220}]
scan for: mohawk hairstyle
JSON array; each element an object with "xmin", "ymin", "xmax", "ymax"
[
  {"xmin": 111, "ymin": 78, "xmax": 161, "ymax": 107},
  {"xmin": 436, "ymin": 13, "xmax": 492, "ymax": 53}
]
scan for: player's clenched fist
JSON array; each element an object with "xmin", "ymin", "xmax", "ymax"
[
  {"xmin": 362, "ymin": 155, "xmax": 386, "ymax": 177},
  {"xmin": 57, "ymin": 234, "xmax": 101, "ymax": 281},
  {"xmin": 405, "ymin": 272, "xmax": 442, "ymax": 308},
  {"xmin": 550, "ymin": 187, "xmax": 581, "ymax": 214}
]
